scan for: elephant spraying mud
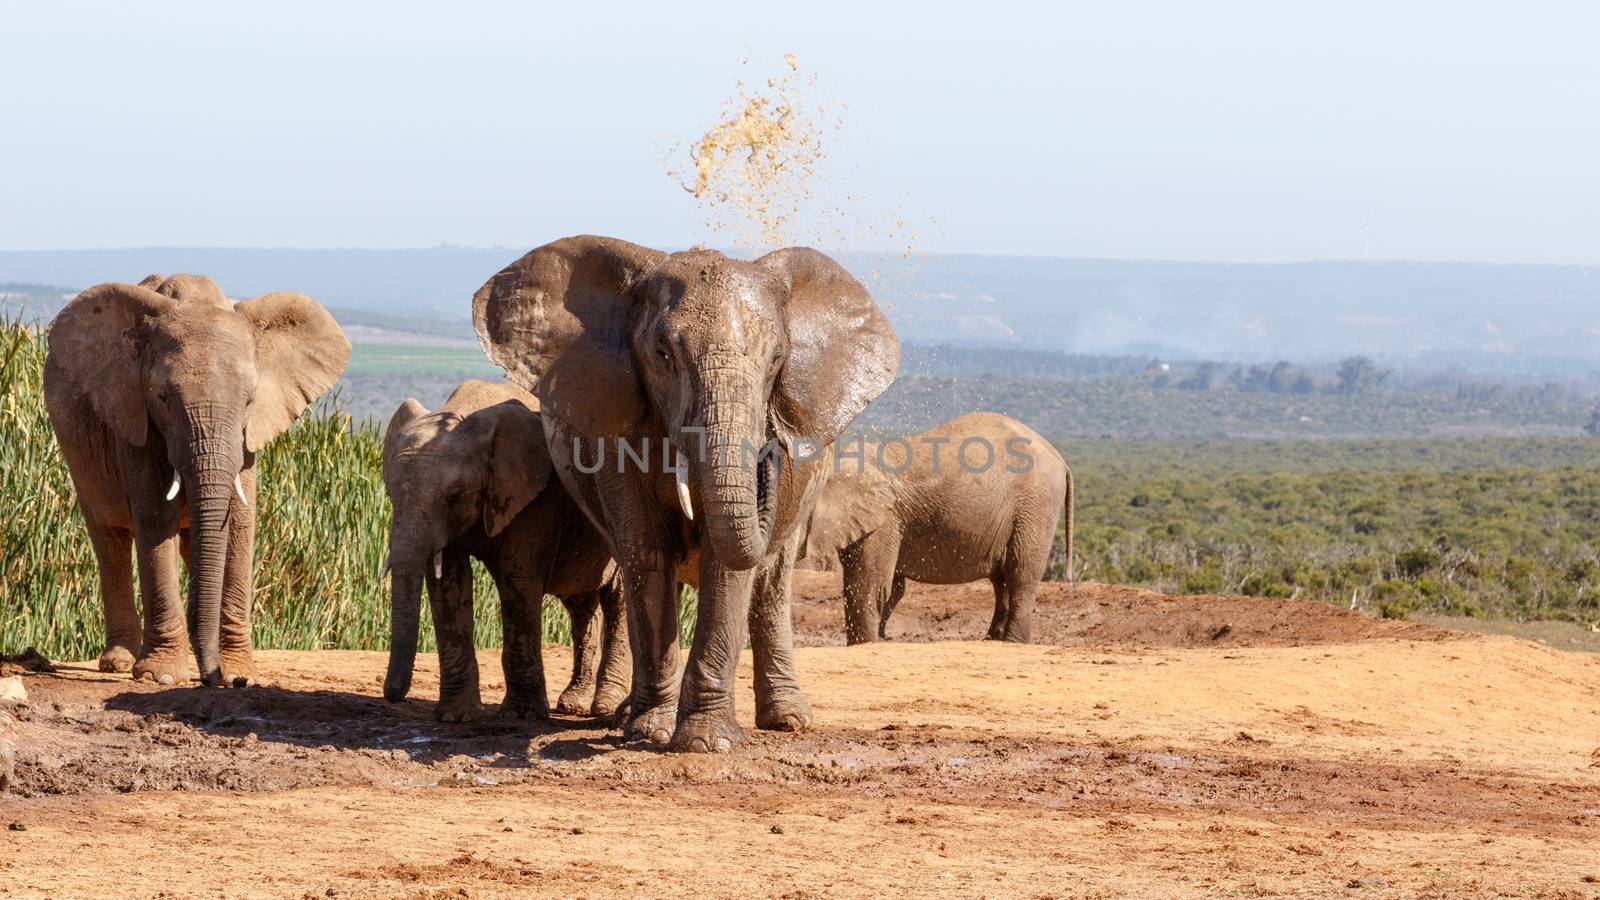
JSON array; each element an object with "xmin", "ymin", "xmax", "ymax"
[
  {"xmin": 44, "ymin": 274, "xmax": 350, "ymax": 686},
  {"xmin": 380, "ymin": 380, "xmax": 628, "ymax": 721},
  {"xmin": 803, "ymin": 412, "xmax": 1074, "ymax": 644},
  {"xmin": 474, "ymin": 235, "xmax": 899, "ymax": 752}
]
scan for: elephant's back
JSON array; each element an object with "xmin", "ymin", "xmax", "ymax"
[
  {"xmin": 439, "ymin": 379, "xmax": 538, "ymax": 418},
  {"xmin": 901, "ymin": 413, "xmax": 1065, "ymax": 491}
]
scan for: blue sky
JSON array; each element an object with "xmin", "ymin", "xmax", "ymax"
[{"xmin": 3, "ymin": 0, "xmax": 1597, "ymax": 262}]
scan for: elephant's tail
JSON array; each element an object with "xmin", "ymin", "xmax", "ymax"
[{"xmin": 1061, "ymin": 463, "xmax": 1076, "ymax": 585}]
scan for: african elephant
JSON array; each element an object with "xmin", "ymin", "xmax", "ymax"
[
  {"xmin": 474, "ymin": 236, "xmax": 898, "ymax": 752},
  {"xmin": 802, "ymin": 412, "xmax": 1074, "ymax": 644},
  {"xmin": 44, "ymin": 274, "xmax": 350, "ymax": 686},
  {"xmin": 380, "ymin": 380, "xmax": 628, "ymax": 721}
]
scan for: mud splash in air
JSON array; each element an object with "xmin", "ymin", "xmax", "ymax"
[
  {"xmin": 668, "ymin": 54, "xmax": 929, "ymax": 271},
  {"xmin": 668, "ymin": 53, "xmax": 829, "ymax": 250}
]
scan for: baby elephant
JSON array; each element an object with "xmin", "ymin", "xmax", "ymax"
[
  {"xmin": 381, "ymin": 380, "xmax": 628, "ymax": 721},
  {"xmin": 803, "ymin": 412, "xmax": 1074, "ymax": 644}
]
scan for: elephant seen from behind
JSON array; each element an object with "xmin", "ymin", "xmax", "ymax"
[{"xmin": 803, "ymin": 412, "xmax": 1073, "ymax": 644}]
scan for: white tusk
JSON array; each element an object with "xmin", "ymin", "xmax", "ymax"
[
  {"xmin": 673, "ymin": 450, "xmax": 694, "ymax": 521},
  {"xmin": 166, "ymin": 473, "xmax": 181, "ymax": 501},
  {"xmin": 379, "ymin": 552, "xmax": 391, "ymax": 581},
  {"xmin": 432, "ymin": 551, "xmax": 443, "ymax": 580},
  {"xmin": 234, "ymin": 475, "xmax": 248, "ymax": 508}
]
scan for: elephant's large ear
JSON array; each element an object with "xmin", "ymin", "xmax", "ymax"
[
  {"xmin": 760, "ymin": 248, "xmax": 900, "ymax": 448},
  {"xmin": 480, "ymin": 399, "xmax": 553, "ymax": 537},
  {"xmin": 46, "ymin": 283, "xmax": 175, "ymax": 447},
  {"xmin": 473, "ymin": 235, "xmax": 666, "ymax": 437},
  {"xmin": 237, "ymin": 292, "xmax": 352, "ymax": 452}
]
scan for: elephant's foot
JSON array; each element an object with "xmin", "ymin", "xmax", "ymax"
[
  {"xmin": 219, "ymin": 651, "xmax": 259, "ymax": 688},
  {"xmin": 98, "ymin": 644, "xmax": 138, "ymax": 674},
  {"xmin": 132, "ymin": 648, "xmax": 188, "ymax": 686},
  {"xmin": 591, "ymin": 683, "xmax": 630, "ymax": 719},
  {"xmin": 996, "ymin": 621, "xmax": 1031, "ymax": 644},
  {"xmin": 500, "ymin": 688, "xmax": 550, "ymax": 721},
  {"xmin": 433, "ymin": 693, "xmax": 485, "ymax": 723},
  {"xmin": 669, "ymin": 708, "xmax": 743, "ymax": 754},
  {"xmin": 623, "ymin": 700, "xmax": 678, "ymax": 744},
  {"xmin": 755, "ymin": 690, "xmax": 812, "ymax": 733},
  {"xmin": 555, "ymin": 680, "xmax": 597, "ymax": 716},
  {"xmin": 844, "ymin": 616, "xmax": 878, "ymax": 646}
]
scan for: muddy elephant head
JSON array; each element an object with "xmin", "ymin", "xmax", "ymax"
[
  {"xmin": 379, "ymin": 389, "xmax": 546, "ymax": 702},
  {"xmin": 473, "ymin": 235, "xmax": 900, "ymax": 570},
  {"xmin": 47, "ymin": 274, "xmax": 350, "ymax": 684}
]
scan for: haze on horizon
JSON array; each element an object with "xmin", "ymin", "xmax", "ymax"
[{"xmin": 3, "ymin": 1, "xmax": 1598, "ymax": 266}]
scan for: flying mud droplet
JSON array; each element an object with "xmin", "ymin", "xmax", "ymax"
[
  {"xmin": 666, "ymin": 54, "xmax": 826, "ymax": 251},
  {"xmin": 666, "ymin": 53, "xmax": 934, "ymax": 280}
]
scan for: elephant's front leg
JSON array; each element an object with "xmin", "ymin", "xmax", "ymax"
[
  {"xmin": 750, "ymin": 532, "xmax": 811, "ymax": 732},
  {"xmin": 839, "ymin": 529, "xmax": 901, "ymax": 645},
  {"xmin": 671, "ymin": 552, "xmax": 757, "ymax": 753},
  {"xmin": 495, "ymin": 567, "xmax": 551, "ymax": 720},
  {"xmin": 591, "ymin": 580, "xmax": 631, "ymax": 717},
  {"xmin": 881, "ymin": 575, "xmax": 907, "ymax": 641},
  {"xmin": 430, "ymin": 549, "xmax": 482, "ymax": 722},
  {"xmin": 596, "ymin": 469, "xmax": 681, "ymax": 744},
  {"xmin": 83, "ymin": 521, "xmax": 140, "ymax": 673},
  {"xmin": 617, "ymin": 560, "xmax": 681, "ymax": 743},
  {"xmin": 554, "ymin": 592, "xmax": 601, "ymax": 715},
  {"xmin": 130, "ymin": 518, "xmax": 188, "ymax": 685},
  {"xmin": 219, "ymin": 466, "xmax": 258, "ymax": 687}
]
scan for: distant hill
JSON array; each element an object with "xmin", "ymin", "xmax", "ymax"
[{"xmin": 4, "ymin": 247, "xmax": 1599, "ymax": 373}]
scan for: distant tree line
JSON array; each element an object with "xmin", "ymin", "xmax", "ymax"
[{"xmin": 1151, "ymin": 356, "xmax": 1391, "ymax": 396}]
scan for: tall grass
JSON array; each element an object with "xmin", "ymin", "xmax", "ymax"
[
  {"xmin": 0, "ymin": 316, "xmax": 629, "ymax": 661},
  {"xmin": 0, "ymin": 316, "xmax": 100, "ymax": 656}
]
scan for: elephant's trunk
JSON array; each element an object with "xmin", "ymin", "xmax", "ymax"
[
  {"xmin": 185, "ymin": 430, "xmax": 241, "ymax": 687},
  {"xmin": 385, "ymin": 567, "xmax": 424, "ymax": 702},
  {"xmin": 694, "ymin": 364, "xmax": 777, "ymax": 572},
  {"xmin": 384, "ymin": 519, "xmax": 435, "ymax": 702}
]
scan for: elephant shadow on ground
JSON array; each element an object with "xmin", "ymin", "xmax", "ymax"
[{"xmin": 101, "ymin": 684, "xmax": 627, "ymax": 769}]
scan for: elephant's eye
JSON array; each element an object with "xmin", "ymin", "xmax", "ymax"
[{"xmin": 655, "ymin": 340, "xmax": 672, "ymax": 364}]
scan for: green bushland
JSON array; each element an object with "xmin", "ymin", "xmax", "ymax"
[
  {"xmin": 1, "ymin": 317, "xmax": 697, "ymax": 662},
  {"xmin": 1058, "ymin": 437, "xmax": 1600, "ymax": 622},
  {"xmin": 866, "ymin": 372, "xmax": 1594, "ymax": 439}
]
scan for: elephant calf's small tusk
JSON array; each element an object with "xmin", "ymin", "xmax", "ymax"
[
  {"xmin": 432, "ymin": 551, "xmax": 443, "ymax": 580},
  {"xmin": 234, "ymin": 475, "xmax": 248, "ymax": 508},
  {"xmin": 674, "ymin": 450, "xmax": 695, "ymax": 521},
  {"xmin": 166, "ymin": 473, "xmax": 181, "ymax": 501}
]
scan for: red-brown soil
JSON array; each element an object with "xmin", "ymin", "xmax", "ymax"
[
  {"xmin": 2, "ymin": 577, "xmax": 1598, "ymax": 898},
  {"xmin": 790, "ymin": 571, "xmax": 1452, "ymax": 648}
]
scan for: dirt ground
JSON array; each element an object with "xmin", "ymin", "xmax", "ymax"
[{"xmin": 3, "ymin": 577, "xmax": 1599, "ymax": 898}]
